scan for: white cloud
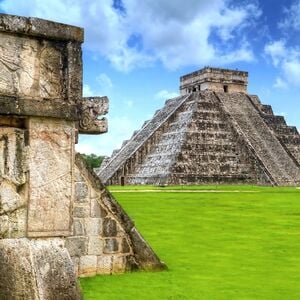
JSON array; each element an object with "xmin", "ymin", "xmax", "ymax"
[
  {"xmin": 282, "ymin": 60, "xmax": 300, "ymax": 86},
  {"xmin": 264, "ymin": 40, "xmax": 300, "ymax": 88},
  {"xmin": 264, "ymin": 40, "xmax": 287, "ymax": 67},
  {"xmin": 273, "ymin": 77, "xmax": 288, "ymax": 89},
  {"xmin": 0, "ymin": 0, "xmax": 261, "ymax": 71},
  {"xmin": 96, "ymin": 73, "xmax": 113, "ymax": 90},
  {"xmin": 125, "ymin": 0, "xmax": 260, "ymax": 69},
  {"xmin": 82, "ymin": 84, "xmax": 95, "ymax": 97},
  {"xmin": 76, "ymin": 141, "xmax": 98, "ymax": 154},
  {"xmin": 213, "ymin": 3, "xmax": 262, "ymax": 41},
  {"xmin": 155, "ymin": 90, "xmax": 179, "ymax": 100},
  {"xmin": 278, "ymin": 0, "xmax": 300, "ymax": 31},
  {"xmin": 83, "ymin": 74, "xmax": 113, "ymax": 97}
]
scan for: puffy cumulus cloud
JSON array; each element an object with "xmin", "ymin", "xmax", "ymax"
[
  {"xmin": 264, "ymin": 40, "xmax": 287, "ymax": 67},
  {"xmin": 282, "ymin": 60, "xmax": 300, "ymax": 86},
  {"xmin": 0, "ymin": 0, "xmax": 141, "ymax": 71},
  {"xmin": 264, "ymin": 40, "xmax": 300, "ymax": 88},
  {"xmin": 155, "ymin": 90, "xmax": 179, "ymax": 100},
  {"xmin": 124, "ymin": 0, "xmax": 260, "ymax": 69},
  {"xmin": 278, "ymin": 0, "xmax": 300, "ymax": 31},
  {"xmin": 1, "ymin": 0, "xmax": 261, "ymax": 71}
]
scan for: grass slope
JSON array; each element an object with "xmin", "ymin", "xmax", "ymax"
[{"xmin": 80, "ymin": 186, "xmax": 300, "ymax": 299}]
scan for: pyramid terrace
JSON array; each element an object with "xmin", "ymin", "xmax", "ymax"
[{"xmin": 98, "ymin": 67, "xmax": 300, "ymax": 186}]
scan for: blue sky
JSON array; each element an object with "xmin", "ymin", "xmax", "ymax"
[{"xmin": 1, "ymin": 0, "xmax": 299, "ymax": 156}]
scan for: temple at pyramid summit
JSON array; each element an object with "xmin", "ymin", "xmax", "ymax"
[{"xmin": 98, "ymin": 67, "xmax": 300, "ymax": 186}]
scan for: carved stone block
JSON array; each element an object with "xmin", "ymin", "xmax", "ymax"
[
  {"xmin": 0, "ymin": 127, "xmax": 28, "ymax": 186},
  {"xmin": 87, "ymin": 236, "xmax": 103, "ymax": 255},
  {"xmin": 104, "ymin": 238, "xmax": 119, "ymax": 254},
  {"xmin": 103, "ymin": 217, "xmax": 117, "ymax": 237},
  {"xmin": 79, "ymin": 255, "xmax": 97, "ymax": 277},
  {"xmin": 97, "ymin": 255, "xmax": 112, "ymax": 275},
  {"xmin": 0, "ymin": 33, "xmax": 63, "ymax": 99},
  {"xmin": 0, "ymin": 14, "xmax": 83, "ymax": 120},
  {"xmin": 65, "ymin": 236, "xmax": 88, "ymax": 257},
  {"xmin": 27, "ymin": 118, "xmax": 75, "ymax": 237}
]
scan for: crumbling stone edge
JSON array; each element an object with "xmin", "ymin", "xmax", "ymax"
[{"xmin": 75, "ymin": 153, "xmax": 167, "ymax": 271}]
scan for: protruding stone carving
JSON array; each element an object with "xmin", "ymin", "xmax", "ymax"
[{"xmin": 78, "ymin": 96, "xmax": 109, "ymax": 134}]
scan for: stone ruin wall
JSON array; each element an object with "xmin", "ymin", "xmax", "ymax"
[
  {"xmin": 28, "ymin": 118, "xmax": 75, "ymax": 238},
  {"xmin": 0, "ymin": 14, "xmax": 165, "ymax": 299},
  {"xmin": 0, "ymin": 118, "xmax": 76, "ymax": 239},
  {"xmin": 0, "ymin": 117, "xmax": 82, "ymax": 299},
  {"xmin": 69, "ymin": 156, "xmax": 139, "ymax": 277},
  {"xmin": 0, "ymin": 118, "xmax": 163, "ymax": 280},
  {"xmin": 184, "ymin": 81, "xmax": 247, "ymax": 94}
]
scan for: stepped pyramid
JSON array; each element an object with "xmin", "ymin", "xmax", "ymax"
[{"xmin": 98, "ymin": 67, "xmax": 300, "ymax": 186}]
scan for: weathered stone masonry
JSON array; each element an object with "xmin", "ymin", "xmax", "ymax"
[
  {"xmin": 99, "ymin": 67, "xmax": 300, "ymax": 186},
  {"xmin": 0, "ymin": 14, "xmax": 165, "ymax": 300},
  {"xmin": 70, "ymin": 154, "xmax": 165, "ymax": 277}
]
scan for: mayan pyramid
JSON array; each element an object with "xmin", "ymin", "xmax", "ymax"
[{"xmin": 98, "ymin": 67, "xmax": 300, "ymax": 186}]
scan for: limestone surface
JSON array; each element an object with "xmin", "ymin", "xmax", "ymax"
[
  {"xmin": 27, "ymin": 118, "xmax": 75, "ymax": 237},
  {"xmin": 0, "ymin": 238, "xmax": 81, "ymax": 300},
  {"xmin": 0, "ymin": 12, "xmax": 166, "ymax": 300},
  {"xmin": 70, "ymin": 154, "xmax": 165, "ymax": 276}
]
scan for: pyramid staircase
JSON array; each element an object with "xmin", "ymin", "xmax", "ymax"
[{"xmin": 98, "ymin": 94, "xmax": 190, "ymax": 184}]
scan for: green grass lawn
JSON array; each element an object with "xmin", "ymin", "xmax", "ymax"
[{"xmin": 80, "ymin": 185, "xmax": 300, "ymax": 300}]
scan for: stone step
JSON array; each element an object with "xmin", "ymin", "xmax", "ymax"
[
  {"xmin": 217, "ymin": 92, "xmax": 300, "ymax": 185},
  {"xmin": 197, "ymin": 102, "xmax": 221, "ymax": 110},
  {"xmin": 263, "ymin": 115, "xmax": 286, "ymax": 126},
  {"xmin": 192, "ymin": 111, "xmax": 222, "ymax": 120},
  {"xmin": 273, "ymin": 125, "xmax": 298, "ymax": 135},
  {"xmin": 98, "ymin": 94, "xmax": 191, "ymax": 182}
]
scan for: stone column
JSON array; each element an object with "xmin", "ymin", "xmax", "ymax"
[{"xmin": 0, "ymin": 14, "xmax": 107, "ymax": 299}]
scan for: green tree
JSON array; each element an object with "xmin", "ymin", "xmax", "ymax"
[{"xmin": 81, "ymin": 153, "xmax": 105, "ymax": 169}]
